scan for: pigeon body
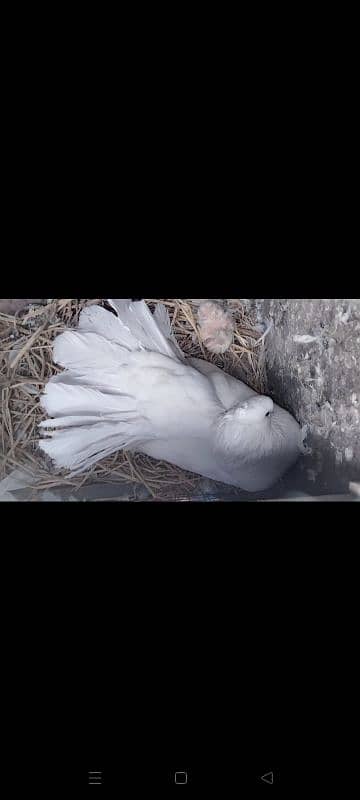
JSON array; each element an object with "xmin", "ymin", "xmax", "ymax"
[{"xmin": 38, "ymin": 300, "xmax": 303, "ymax": 491}]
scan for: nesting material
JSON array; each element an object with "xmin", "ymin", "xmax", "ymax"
[
  {"xmin": 0, "ymin": 299, "xmax": 45, "ymax": 316},
  {"xmin": 0, "ymin": 298, "xmax": 267, "ymax": 500},
  {"xmin": 197, "ymin": 300, "xmax": 234, "ymax": 354}
]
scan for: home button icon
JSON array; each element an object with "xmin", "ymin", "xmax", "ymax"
[{"xmin": 175, "ymin": 771, "xmax": 188, "ymax": 784}]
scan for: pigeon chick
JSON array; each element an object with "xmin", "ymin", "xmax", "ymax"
[
  {"xmin": 197, "ymin": 300, "xmax": 234, "ymax": 354},
  {"xmin": 38, "ymin": 299, "xmax": 303, "ymax": 492}
]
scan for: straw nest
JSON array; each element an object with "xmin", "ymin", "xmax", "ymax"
[{"xmin": 0, "ymin": 299, "xmax": 267, "ymax": 500}]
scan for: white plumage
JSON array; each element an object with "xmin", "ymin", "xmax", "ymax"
[{"xmin": 38, "ymin": 299, "xmax": 303, "ymax": 490}]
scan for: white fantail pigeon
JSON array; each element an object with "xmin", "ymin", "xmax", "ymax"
[{"xmin": 38, "ymin": 300, "xmax": 303, "ymax": 492}]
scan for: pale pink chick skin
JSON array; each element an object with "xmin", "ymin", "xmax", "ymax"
[{"xmin": 197, "ymin": 301, "xmax": 234, "ymax": 354}]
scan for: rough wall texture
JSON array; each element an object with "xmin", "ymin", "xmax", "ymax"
[{"xmin": 246, "ymin": 299, "xmax": 360, "ymax": 495}]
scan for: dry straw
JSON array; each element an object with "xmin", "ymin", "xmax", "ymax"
[{"xmin": 0, "ymin": 299, "xmax": 266, "ymax": 499}]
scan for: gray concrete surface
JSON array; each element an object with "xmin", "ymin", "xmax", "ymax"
[{"xmin": 245, "ymin": 299, "xmax": 360, "ymax": 496}]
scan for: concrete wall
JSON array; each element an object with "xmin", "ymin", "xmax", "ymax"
[{"xmin": 245, "ymin": 299, "xmax": 360, "ymax": 495}]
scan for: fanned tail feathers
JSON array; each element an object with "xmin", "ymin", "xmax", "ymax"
[
  {"xmin": 106, "ymin": 299, "xmax": 184, "ymax": 360},
  {"xmin": 38, "ymin": 300, "xmax": 181, "ymax": 474},
  {"xmin": 39, "ymin": 421, "xmax": 146, "ymax": 476}
]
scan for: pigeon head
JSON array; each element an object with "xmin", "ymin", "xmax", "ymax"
[
  {"xmin": 232, "ymin": 395, "xmax": 274, "ymax": 424},
  {"xmin": 215, "ymin": 394, "xmax": 303, "ymax": 490}
]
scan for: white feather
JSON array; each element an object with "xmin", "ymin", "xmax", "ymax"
[
  {"xmin": 106, "ymin": 299, "xmax": 182, "ymax": 360},
  {"xmin": 78, "ymin": 304, "xmax": 137, "ymax": 349},
  {"xmin": 38, "ymin": 300, "xmax": 302, "ymax": 489},
  {"xmin": 153, "ymin": 303, "xmax": 172, "ymax": 337},
  {"xmin": 39, "ymin": 421, "xmax": 145, "ymax": 475},
  {"xmin": 188, "ymin": 357, "xmax": 255, "ymax": 408},
  {"xmin": 39, "ymin": 415, "xmax": 124, "ymax": 429},
  {"xmin": 153, "ymin": 303, "xmax": 184, "ymax": 360},
  {"xmin": 53, "ymin": 331, "xmax": 130, "ymax": 371},
  {"xmin": 40, "ymin": 382, "xmax": 136, "ymax": 417}
]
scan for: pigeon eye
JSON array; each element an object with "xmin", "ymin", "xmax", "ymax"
[{"xmin": 265, "ymin": 411, "xmax": 270, "ymax": 417}]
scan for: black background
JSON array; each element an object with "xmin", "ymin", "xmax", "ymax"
[
  {"xmin": 2, "ymin": 12, "xmax": 358, "ymax": 787},
  {"xmin": 5, "ymin": 502, "xmax": 347, "ymax": 794}
]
